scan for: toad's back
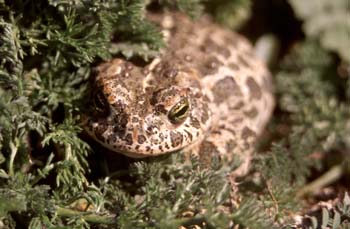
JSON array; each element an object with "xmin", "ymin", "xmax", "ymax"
[{"xmin": 83, "ymin": 12, "xmax": 274, "ymax": 173}]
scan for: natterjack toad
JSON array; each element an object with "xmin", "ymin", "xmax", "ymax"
[{"xmin": 82, "ymin": 12, "xmax": 274, "ymax": 174}]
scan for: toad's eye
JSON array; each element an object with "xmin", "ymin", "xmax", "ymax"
[
  {"xmin": 168, "ymin": 98, "xmax": 190, "ymax": 124},
  {"xmin": 93, "ymin": 92, "xmax": 109, "ymax": 116}
]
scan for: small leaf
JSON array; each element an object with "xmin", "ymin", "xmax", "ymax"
[
  {"xmin": 321, "ymin": 208, "xmax": 329, "ymax": 228},
  {"xmin": 344, "ymin": 192, "xmax": 350, "ymax": 206},
  {"xmin": 311, "ymin": 216, "xmax": 318, "ymax": 229},
  {"xmin": 332, "ymin": 211, "xmax": 341, "ymax": 229}
]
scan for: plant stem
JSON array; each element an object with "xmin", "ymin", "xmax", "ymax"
[
  {"xmin": 297, "ymin": 164, "xmax": 344, "ymax": 197},
  {"xmin": 8, "ymin": 140, "xmax": 18, "ymax": 176},
  {"xmin": 56, "ymin": 207, "xmax": 116, "ymax": 225}
]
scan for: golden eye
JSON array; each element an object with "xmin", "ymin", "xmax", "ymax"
[{"xmin": 168, "ymin": 98, "xmax": 190, "ymax": 124}]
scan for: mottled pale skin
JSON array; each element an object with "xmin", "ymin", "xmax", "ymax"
[{"xmin": 82, "ymin": 12, "xmax": 274, "ymax": 174}]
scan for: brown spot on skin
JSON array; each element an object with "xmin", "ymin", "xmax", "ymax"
[
  {"xmin": 145, "ymin": 87, "xmax": 154, "ymax": 93},
  {"xmin": 158, "ymin": 133, "xmax": 165, "ymax": 141},
  {"xmin": 112, "ymin": 126, "xmax": 120, "ymax": 133},
  {"xmin": 200, "ymin": 103, "xmax": 210, "ymax": 123},
  {"xmin": 110, "ymin": 100, "xmax": 128, "ymax": 134},
  {"xmin": 132, "ymin": 117, "xmax": 139, "ymax": 123},
  {"xmin": 212, "ymin": 76, "xmax": 242, "ymax": 103},
  {"xmin": 225, "ymin": 139, "xmax": 237, "ymax": 153},
  {"xmin": 231, "ymin": 101, "xmax": 245, "ymax": 110},
  {"xmin": 241, "ymin": 127, "xmax": 256, "ymax": 139},
  {"xmin": 163, "ymin": 68, "xmax": 178, "ymax": 78},
  {"xmin": 237, "ymin": 54, "xmax": 251, "ymax": 69},
  {"xmin": 184, "ymin": 129, "xmax": 193, "ymax": 141},
  {"xmin": 159, "ymin": 145, "xmax": 163, "ymax": 151},
  {"xmin": 246, "ymin": 77, "xmax": 262, "ymax": 100},
  {"xmin": 198, "ymin": 140, "xmax": 220, "ymax": 165},
  {"xmin": 229, "ymin": 62, "xmax": 240, "ymax": 71},
  {"xmin": 151, "ymin": 138, "xmax": 160, "ymax": 145},
  {"xmin": 222, "ymin": 126, "xmax": 236, "ymax": 135},
  {"xmin": 146, "ymin": 125, "xmax": 157, "ymax": 135},
  {"xmin": 202, "ymin": 37, "xmax": 230, "ymax": 58},
  {"xmin": 170, "ymin": 131, "xmax": 183, "ymax": 147},
  {"xmin": 221, "ymin": 48, "xmax": 231, "ymax": 58},
  {"xmin": 231, "ymin": 117, "xmax": 244, "ymax": 124},
  {"xmin": 190, "ymin": 117, "xmax": 201, "ymax": 129},
  {"xmin": 244, "ymin": 142, "xmax": 250, "ymax": 150},
  {"xmin": 154, "ymin": 104, "xmax": 167, "ymax": 114},
  {"xmin": 147, "ymin": 79, "xmax": 155, "ymax": 85},
  {"xmin": 198, "ymin": 56, "xmax": 223, "ymax": 75},
  {"xmin": 223, "ymin": 33, "xmax": 239, "ymax": 47},
  {"xmin": 138, "ymin": 135, "xmax": 146, "ymax": 144},
  {"xmin": 165, "ymin": 143, "xmax": 170, "ymax": 149},
  {"xmin": 187, "ymin": 77, "xmax": 202, "ymax": 90},
  {"xmin": 244, "ymin": 107, "xmax": 258, "ymax": 118},
  {"xmin": 146, "ymin": 146, "xmax": 151, "ymax": 151},
  {"xmin": 108, "ymin": 134, "xmax": 117, "ymax": 145},
  {"xmin": 124, "ymin": 133, "xmax": 133, "ymax": 145}
]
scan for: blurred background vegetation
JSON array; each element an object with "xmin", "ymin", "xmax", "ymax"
[{"xmin": 0, "ymin": 0, "xmax": 349, "ymax": 228}]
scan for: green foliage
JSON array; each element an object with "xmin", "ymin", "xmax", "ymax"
[
  {"xmin": 204, "ymin": 0, "xmax": 251, "ymax": 28},
  {"xmin": 288, "ymin": 0, "xmax": 350, "ymax": 62},
  {"xmin": 0, "ymin": 0, "xmax": 169, "ymax": 227},
  {"xmin": 98, "ymin": 155, "xmax": 273, "ymax": 228},
  {"xmin": 106, "ymin": 155, "xmax": 233, "ymax": 228},
  {"xmin": 0, "ymin": 173, "xmax": 55, "ymax": 227},
  {"xmin": 248, "ymin": 40, "xmax": 349, "ymax": 225},
  {"xmin": 276, "ymin": 41, "xmax": 350, "ymax": 151},
  {"xmin": 298, "ymin": 192, "xmax": 350, "ymax": 229},
  {"xmin": 158, "ymin": 0, "xmax": 204, "ymax": 18},
  {"xmin": 42, "ymin": 115, "xmax": 91, "ymax": 197}
]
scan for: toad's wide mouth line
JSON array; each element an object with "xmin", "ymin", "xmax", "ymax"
[
  {"xmin": 82, "ymin": 118, "xmax": 207, "ymax": 158},
  {"xmin": 101, "ymin": 136, "xmax": 205, "ymax": 159}
]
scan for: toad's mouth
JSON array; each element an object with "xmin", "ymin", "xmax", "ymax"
[{"xmin": 81, "ymin": 113, "xmax": 208, "ymax": 158}]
